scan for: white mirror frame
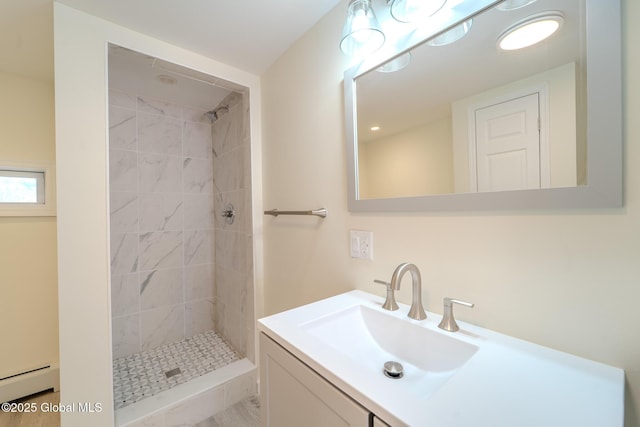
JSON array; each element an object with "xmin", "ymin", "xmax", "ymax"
[{"xmin": 344, "ymin": 0, "xmax": 622, "ymax": 212}]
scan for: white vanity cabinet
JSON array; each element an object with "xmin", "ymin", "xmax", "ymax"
[{"xmin": 260, "ymin": 333, "xmax": 389, "ymax": 427}]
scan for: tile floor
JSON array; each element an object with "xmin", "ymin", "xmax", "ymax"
[
  {"xmin": 113, "ymin": 329, "xmax": 240, "ymax": 409},
  {"xmin": 195, "ymin": 396, "xmax": 260, "ymax": 427},
  {"xmin": 0, "ymin": 390, "xmax": 260, "ymax": 427},
  {"xmin": 0, "ymin": 330, "xmax": 250, "ymax": 426}
]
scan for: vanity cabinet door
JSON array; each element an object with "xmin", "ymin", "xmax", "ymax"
[{"xmin": 260, "ymin": 333, "xmax": 370, "ymax": 427}]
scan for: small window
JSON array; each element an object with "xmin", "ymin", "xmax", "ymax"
[
  {"xmin": 0, "ymin": 170, "xmax": 45, "ymax": 204},
  {"xmin": 0, "ymin": 161, "xmax": 55, "ymax": 217}
]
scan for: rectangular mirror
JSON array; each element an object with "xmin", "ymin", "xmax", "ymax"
[{"xmin": 344, "ymin": 0, "xmax": 622, "ymax": 211}]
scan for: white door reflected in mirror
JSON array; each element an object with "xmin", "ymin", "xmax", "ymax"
[{"xmin": 473, "ymin": 92, "xmax": 543, "ymax": 192}]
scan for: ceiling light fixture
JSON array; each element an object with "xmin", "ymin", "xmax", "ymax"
[
  {"xmin": 497, "ymin": 12, "xmax": 564, "ymax": 51},
  {"xmin": 389, "ymin": 0, "xmax": 447, "ymax": 23},
  {"xmin": 340, "ymin": 0, "xmax": 385, "ymax": 57}
]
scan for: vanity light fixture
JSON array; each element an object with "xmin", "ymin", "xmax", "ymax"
[
  {"xmin": 340, "ymin": 0, "xmax": 456, "ymax": 56},
  {"xmin": 376, "ymin": 52, "xmax": 412, "ymax": 72},
  {"xmin": 370, "ymin": 126, "xmax": 381, "ymax": 131},
  {"xmin": 495, "ymin": 0, "xmax": 537, "ymax": 12},
  {"xmin": 498, "ymin": 12, "xmax": 564, "ymax": 51},
  {"xmin": 340, "ymin": 0, "xmax": 385, "ymax": 57},
  {"xmin": 426, "ymin": 18, "xmax": 473, "ymax": 46},
  {"xmin": 389, "ymin": 0, "xmax": 447, "ymax": 23}
]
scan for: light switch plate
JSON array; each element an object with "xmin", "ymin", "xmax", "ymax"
[{"xmin": 350, "ymin": 230, "xmax": 373, "ymax": 260}]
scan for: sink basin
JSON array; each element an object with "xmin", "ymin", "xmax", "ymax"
[
  {"xmin": 301, "ymin": 304, "xmax": 478, "ymax": 396},
  {"xmin": 258, "ymin": 290, "xmax": 624, "ymax": 426},
  {"xmin": 302, "ymin": 305, "xmax": 478, "ymax": 372}
]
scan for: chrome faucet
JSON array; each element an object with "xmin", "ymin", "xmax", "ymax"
[
  {"xmin": 438, "ymin": 298, "xmax": 474, "ymax": 332},
  {"xmin": 390, "ymin": 263, "xmax": 427, "ymax": 320},
  {"xmin": 374, "ymin": 279, "xmax": 399, "ymax": 311}
]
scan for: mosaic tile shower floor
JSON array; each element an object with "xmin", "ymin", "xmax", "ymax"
[{"xmin": 113, "ymin": 330, "xmax": 240, "ymax": 409}]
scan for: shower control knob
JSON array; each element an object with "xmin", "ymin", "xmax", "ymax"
[{"xmin": 221, "ymin": 203, "xmax": 235, "ymax": 224}]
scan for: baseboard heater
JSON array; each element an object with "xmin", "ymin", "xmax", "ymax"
[{"xmin": 0, "ymin": 364, "xmax": 60, "ymax": 403}]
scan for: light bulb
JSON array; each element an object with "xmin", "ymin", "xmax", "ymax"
[{"xmin": 340, "ymin": 0, "xmax": 385, "ymax": 56}]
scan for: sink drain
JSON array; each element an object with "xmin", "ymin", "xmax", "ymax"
[{"xmin": 383, "ymin": 361, "xmax": 404, "ymax": 379}]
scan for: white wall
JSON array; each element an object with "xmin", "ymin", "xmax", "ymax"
[
  {"xmin": 53, "ymin": 4, "xmax": 263, "ymax": 426},
  {"xmin": 0, "ymin": 71, "xmax": 58, "ymax": 381},
  {"xmin": 261, "ymin": 1, "xmax": 639, "ymax": 426},
  {"xmin": 359, "ymin": 117, "xmax": 453, "ymax": 198}
]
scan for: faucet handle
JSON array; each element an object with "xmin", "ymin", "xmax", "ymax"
[
  {"xmin": 438, "ymin": 298, "xmax": 474, "ymax": 332},
  {"xmin": 374, "ymin": 279, "xmax": 399, "ymax": 311}
]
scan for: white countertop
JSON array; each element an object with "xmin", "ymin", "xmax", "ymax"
[{"xmin": 257, "ymin": 290, "xmax": 624, "ymax": 427}]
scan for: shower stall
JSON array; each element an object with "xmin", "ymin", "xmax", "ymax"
[{"xmin": 107, "ymin": 45, "xmax": 256, "ymax": 425}]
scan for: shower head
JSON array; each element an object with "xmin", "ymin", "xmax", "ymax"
[{"xmin": 204, "ymin": 105, "xmax": 229, "ymax": 122}]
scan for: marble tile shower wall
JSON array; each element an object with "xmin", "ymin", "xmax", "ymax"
[
  {"xmin": 212, "ymin": 92, "xmax": 254, "ymax": 359},
  {"xmin": 109, "ymin": 89, "xmax": 219, "ymax": 359}
]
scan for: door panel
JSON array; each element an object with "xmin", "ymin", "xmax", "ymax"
[{"xmin": 474, "ymin": 93, "xmax": 540, "ymax": 192}]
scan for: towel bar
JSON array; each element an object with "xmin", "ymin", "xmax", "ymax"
[{"xmin": 264, "ymin": 208, "xmax": 327, "ymax": 218}]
